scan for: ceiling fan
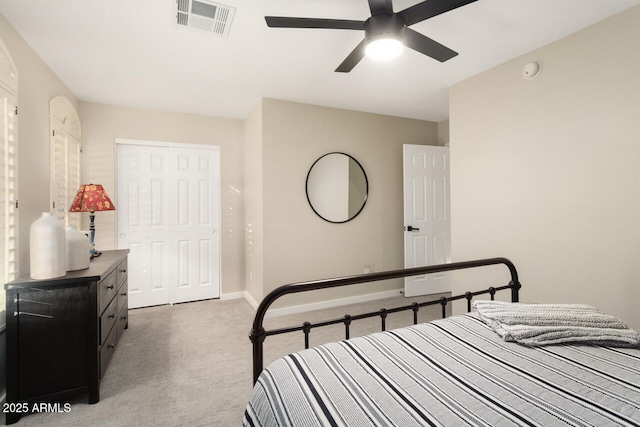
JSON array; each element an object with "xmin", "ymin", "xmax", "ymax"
[{"xmin": 265, "ymin": 0, "xmax": 477, "ymax": 72}]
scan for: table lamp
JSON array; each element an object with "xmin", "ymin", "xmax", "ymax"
[{"xmin": 69, "ymin": 184, "xmax": 116, "ymax": 258}]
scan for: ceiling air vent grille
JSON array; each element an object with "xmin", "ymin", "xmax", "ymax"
[{"xmin": 175, "ymin": 0, "xmax": 235, "ymax": 37}]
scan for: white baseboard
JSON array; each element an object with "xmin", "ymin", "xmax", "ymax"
[
  {"xmin": 243, "ymin": 292, "xmax": 260, "ymax": 311},
  {"xmin": 219, "ymin": 291, "xmax": 246, "ymax": 301},
  {"xmin": 247, "ymin": 288, "xmax": 403, "ymax": 319},
  {"xmin": 221, "ymin": 291, "xmax": 263, "ymax": 314}
]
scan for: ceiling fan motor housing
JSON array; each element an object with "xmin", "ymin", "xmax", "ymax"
[{"xmin": 364, "ymin": 13, "xmax": 405, "ymax": 41}]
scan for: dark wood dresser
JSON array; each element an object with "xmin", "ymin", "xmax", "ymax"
[{"xmin": 4, "ymin": 249, "xmax": 129, "ymax": 424}]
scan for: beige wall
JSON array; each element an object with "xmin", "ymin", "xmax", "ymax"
[
  {"xmin": 450, "ymin": 5, "xmax": 640, "ymax": 329},
  {"xmin": 0, "ymin": 15, "xmax": 79, "ymax": 277},
  {"xmin": 78, "ymin": 102, "xmax": 246, "ymax": 296},
  {"xmin": 244, "ymin": 101, "xmax": 264, "ymax": 303},
  {"xmin": 437, "ymin": 120, "xmax": 450, "ymax": 146},
  {"xmin": 257, "ymin": 99, "xmax": 438, "ymax": 308}
]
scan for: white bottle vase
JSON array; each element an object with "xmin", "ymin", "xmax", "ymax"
[
  {"xmin": 30, "ymin": 212, "xmax": 66, "ymax": 279},
  {"xmin": 65, "ymin": 226, "xmax": 90, "ymax": 271}
]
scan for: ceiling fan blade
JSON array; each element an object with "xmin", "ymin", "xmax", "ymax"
[
  {"xmin": 403, "ymin": 27, "xmax": 458, "ymax": 62},
  {"xmin": 399, "ymin": 0, "xmax": 477, "ymax": 27},
  {"xmin": 335, "ymin": 39, "xmax": 367, "ymax": 73},
  {"xmin": 265, "ymin": 16, "xmax": 365, "ymax": 30},
  {"xmin": 368, "ymin": 0, "xmax": 393, "ymax": 16}
]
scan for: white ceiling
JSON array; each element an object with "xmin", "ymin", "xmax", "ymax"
[{"xmin": 1, "ymin": 0, "xmax": 639, "ymax": 122}]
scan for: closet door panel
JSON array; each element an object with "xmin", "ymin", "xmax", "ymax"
[
  {"xmin": 169, "ymin": 147, "xmax": 220, "ymax": 304},
  {"xmin": 117, "ymin": 144, "xmax": 170, "ymax": 308}
]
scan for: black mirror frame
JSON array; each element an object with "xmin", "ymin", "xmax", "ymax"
[{"xmin": 305, "ymin": 152, "xmax": 369, "ymax": 224}]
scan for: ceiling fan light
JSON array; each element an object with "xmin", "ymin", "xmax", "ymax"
[{"xmin": 365, "ymin": 36, "xmax": 403, "ymax": 61}]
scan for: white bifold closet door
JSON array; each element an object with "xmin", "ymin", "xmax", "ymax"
[{"xmin": 116, "ymin": 140, "xmax": 221, "ymax": 308}]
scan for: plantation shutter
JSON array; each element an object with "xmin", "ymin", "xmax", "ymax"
[
  {"xmin": 67, "ymin": 134, "xmax": 80, "ymax": 228},
  {"xmin": 0, "ymin": 87, "xmax": 18, "ymax": 290},
  {"xmin": 0, "ymin": 38, "xmax": 18, "ymax": 322},
  {"xmin": 51, "ymin": 127, "xmax": 81, "ymax": 228},
  {"xmin": 50, "ymin": 96, "xmax": 81, "ymax": 229}
]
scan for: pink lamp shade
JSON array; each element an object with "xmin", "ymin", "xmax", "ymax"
[
  {"xmin": 69, "ymin": 184, "xmax": 116, "ymax": 213},
  {"xmin": 69, "ymin": 184, "xmax": 115, "ymax": 258}
]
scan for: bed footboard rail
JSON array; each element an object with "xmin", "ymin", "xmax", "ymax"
[{"xmin": 250, "ymin": 257, "xmax": 521, "ymax": 384}]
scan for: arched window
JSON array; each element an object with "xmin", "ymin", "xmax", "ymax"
[{"xmin": 50, "ymin": 96, "xmax": 81, "ymax": 228}]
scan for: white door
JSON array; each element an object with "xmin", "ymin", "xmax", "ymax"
[
  {"xmin": 117, "ymin": 144, "xmax": 171, "ymax": 308},
  {"xmin": 169, "ymin": 147, "xmax": 220, "ymax": 304},
  {"xmin": 403, "ymin": 144, "xmax": 451, "ymax": 297},
  {"xmin": 116, "ymin": 141, "xmax": 220, "ymax": 308}
]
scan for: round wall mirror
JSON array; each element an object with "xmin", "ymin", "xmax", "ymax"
[{"xmin": 306, "ymin": 152, "xmax": 369, "ymax": 223}]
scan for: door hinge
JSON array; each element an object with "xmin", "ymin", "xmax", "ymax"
[
  {"xmin": 52, "ymin": 201, "xmax": 56, "ymax": 209},
  {"xmin": 14, "ymin": 105, "xmax": 18, "ymax": 115},
  {"xmin": 15, "ymin": 200, "xmax": 18, "ymax": 209}
]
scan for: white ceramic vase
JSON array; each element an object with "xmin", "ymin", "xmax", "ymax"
[
  {"xmin": 30, "ymin": 212, "xmax": 66, "ymax": 279},
  {"xmin": 65, "ymin": 226, "xmax": 90, "ymax": 271}
]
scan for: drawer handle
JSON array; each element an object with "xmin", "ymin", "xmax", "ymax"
[
  {"xmin": 14, "ymin": 298, "xmax": 53, "ymax": 306},
  {"xmin": 121, "ymin": 292, "xmax": 127, "ymax": 297},
  {"xmin": 120, "ymin": 269, "xmax": 127, "ymax": 273},
  {"xmin": 109, "ymin": 314, "xmax": 116, "ymax": 319},
  {"xmin": 9, "ymin": 285, "xmax": 52, "ymax": 293},
  {"xmin": 108, "ymin": 344, "xmax": 115, "ymax": 349},
  {"xmin": 14, "ymin": 311, "xmax": 54, "ymax": 319},
  {"xmin": 121, "ymin": 316, "xmax": 127, "ymax": 321},
  {"xmin": 107, "ymin": 285, "xmax": 114, "ymax": 290}
]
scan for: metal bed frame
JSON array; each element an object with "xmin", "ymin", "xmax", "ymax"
[{"xmin": 249, "ymin": 257, "xmax": 521, "ymax": 384}]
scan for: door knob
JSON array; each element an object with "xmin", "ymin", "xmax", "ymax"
[{"xmin": 406, "ymin": 226, "xmax": 420, "ymax": 231}]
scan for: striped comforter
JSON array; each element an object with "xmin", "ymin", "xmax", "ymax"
[{"xmin": 243, "ymin": 313, "xmax": 640, "ymax": 426}]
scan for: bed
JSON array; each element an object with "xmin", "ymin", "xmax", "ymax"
[{"xmin": 244, "ymin": 258, "xmax": 640, "ymax": 426}]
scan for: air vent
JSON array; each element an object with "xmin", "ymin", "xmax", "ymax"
[{"xmin": 175, "ymin": 0, "xmax": 235, "ymax": 37}]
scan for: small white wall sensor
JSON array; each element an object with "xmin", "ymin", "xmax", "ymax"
[{"xmin": 523, "ymin": 61, "xmax": 542, "ymax": 80}]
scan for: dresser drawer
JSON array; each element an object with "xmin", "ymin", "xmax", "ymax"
[
  {"xmin": 99, "ymin": 326, "xmax": 117, "ymax": 379},
  {"xmin": 98, "ymin": 269, "xmax": 117, "ymax": 314},
  {"xmin": 100, "ymin": 296, "xmax": 118, "ymax": 345},
  {"xmin": 116, "ymin": 258, "xmax": 128, "ymax": 288}
]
